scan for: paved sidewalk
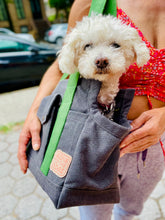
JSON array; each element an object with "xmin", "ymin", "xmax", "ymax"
[
  {"xmin": 0, "ymin": 87, "xmax": 38, "ymax": 126},
  {"xmin": 0, "ymin": 128, "xmax": 165, "ymax": 220},
  {"xmin": 0, "ymin": 88, "xmax": 165, "ymax": 220}
]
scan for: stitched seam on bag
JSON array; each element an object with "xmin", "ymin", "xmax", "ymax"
[
  {"xmin": 62, "ymin": 117, "xmax": 88, "ymax": 186},
  {"xmin": 118, "ymin": 91, "xmax": 128, "ymax": 123},
  {"xmin": 58, "ymin": 185, "xmax": 118, "ymax": 192},
  {"xmin": 87, "ymin": 80, "xmax": 91, "ymax": 113},
  {"xmin": 67, "ymin": 110, "xmax": 88, "ymax": 121}
]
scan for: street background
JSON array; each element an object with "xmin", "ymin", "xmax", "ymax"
[{"xmin": 0, "ymin": 87, "xmax": 165, "ymax": 220}]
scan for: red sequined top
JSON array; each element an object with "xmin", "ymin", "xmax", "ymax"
[{"xmin": 117, "ymin": 8, "xmax": 165, "ymax": 103}]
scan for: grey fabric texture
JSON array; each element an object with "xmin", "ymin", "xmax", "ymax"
[{"xmin": 26, "ymin": 78, "xmax": 134, "ymax": 209}]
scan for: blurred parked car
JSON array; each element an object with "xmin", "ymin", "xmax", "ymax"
[
  {"xmin": 44, "ymin": 23, "xmax": 68, "ymax": 47},
  {"xmin": 0, "ymin": 28, "xmax": 35, "ymax": 42},
  {"xmin": 0, "ymin": 35, "xmax": 57, "ymax": 93}
]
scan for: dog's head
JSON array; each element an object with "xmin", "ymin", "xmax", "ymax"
[{"xmin": 58, "ymin": 14, "xmax": 150, "ymax": 82}]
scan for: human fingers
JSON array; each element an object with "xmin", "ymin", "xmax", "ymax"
[
  {"xmin": 18, "ymin": 128, "xmax": 31, "ymax": 173},
  {"xmin": 130, "ymin": 110, "xmax": 152, "ymax": 131},
  {"xmin": 120, "ymin": 122, "xmax": 150, "ymax": 150},
  {"xmin": 131, "ymin": 108, "xmax": 165, "ymax": 135},
  {"xmin": 120, "ymin": 134, "xmax": 158, "ymax": 157},
  {"xmin": 120, "ymin": 108, "xmax": 165, "ymax": 157},
  {"xmin": 18, "ymin": 117, "xmax": 41, "ymax": 173},
  {"xmin": 31, "ymin": 120, "xmax": 41, "ymax": 151},
  {"xmin": 120, "ymin": 110, "xmax": 161, "ymax": 149}
]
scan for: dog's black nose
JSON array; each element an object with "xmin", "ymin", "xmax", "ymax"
[{"xmin": 95, "ymin": 58, "xmax": 109, "ymax": 69}]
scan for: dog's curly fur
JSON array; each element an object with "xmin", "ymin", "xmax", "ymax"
[{"xmin": 58, "ymin": 14, "xmax": 150, "ymax": 106}]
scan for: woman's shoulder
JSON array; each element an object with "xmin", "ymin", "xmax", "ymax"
[{"xmin": 68, "ymin": 0, "xmax": 92, "ymax": 29}]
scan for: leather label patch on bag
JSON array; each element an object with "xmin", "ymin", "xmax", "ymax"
[{"xmin": 50, "ymin": 149, "xmax": 72, "ymax": 178}]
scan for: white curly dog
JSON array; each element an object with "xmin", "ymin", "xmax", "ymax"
[{"xmin": 58, "ymin": 14, "xmax": 150, "ymax": 108}]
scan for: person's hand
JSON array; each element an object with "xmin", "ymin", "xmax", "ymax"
[
  {"xmin": 18, "ymin": 112, "xmax": 41, "ymax": 173},
  {"xmin": 120, "ymin": 107, "xmax": 165, "ymax": 157}
]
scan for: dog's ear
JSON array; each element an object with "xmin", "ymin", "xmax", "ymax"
[
  {"xmin": 58, "ymin": 31, "xmax": 80, "ymax": 75},
  {"xmin": 132, "ymin": 34, "xmax": 150, "ymax": 67},
  {"xmin": 133, "ymin": 42, "xmax": 150, "ymax": 67}
]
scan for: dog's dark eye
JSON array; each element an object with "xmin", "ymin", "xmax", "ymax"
[
  {"xmin": 111, "ymin": 42, "xmax": 120, "ymax": 48},
  {"xmin": 84, "ymin": 43, "xmax": 93, "ymax": 50}
]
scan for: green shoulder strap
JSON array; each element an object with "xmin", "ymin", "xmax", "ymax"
[
  {"xmin": 40, "ymin": 0, "xmax": 117, "ymax": 176},
  {"xmin": 40, "ymin": 72, "xmax": 79, "ymax": 175},
  {"xmin": 104, "ymin": 0, "xmax": 117, "ymax": 16},
  {"xmin": 89, "ymin": 0, "xmax": 117, "ymax": 17}
]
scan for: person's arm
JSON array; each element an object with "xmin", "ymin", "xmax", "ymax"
[
  {"xmin": 18, "ymin": 0, "xmax": 91, "ymax": 174},
  {"xmin": 120, "ymin": 106, "xmax": 165, "ymax": 157},
  {"xmin": 18, "ymin": 60, "xmax": 62, "ymax": 173}
]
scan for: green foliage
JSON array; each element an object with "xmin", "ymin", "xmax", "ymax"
[
  {"xmin": 48, "ymin": 14, "xmax": 56, "ymax": 22},
  {"xmin": 5, "ymin": 0, "xmax": 14, "ymax": 3},
  {"xmin": 49, "ymin": 0, "xmax": 74, "ymax": 9},
  {"xmin": 0, "ymin": 121, "xmax": 24, "ymax": 133},
  {"xmin": 48, "ymin": 0, "xmax": 74, "ymax": 21}
]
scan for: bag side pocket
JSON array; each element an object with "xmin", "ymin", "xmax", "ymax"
[{"xmin": 64, "ymin": 111, "xmax": 129, "ymax": 190}]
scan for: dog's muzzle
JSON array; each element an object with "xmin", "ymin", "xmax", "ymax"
[{"xmin": 95, "ymin": 58, "xmax": 109, "ymax": 74}]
